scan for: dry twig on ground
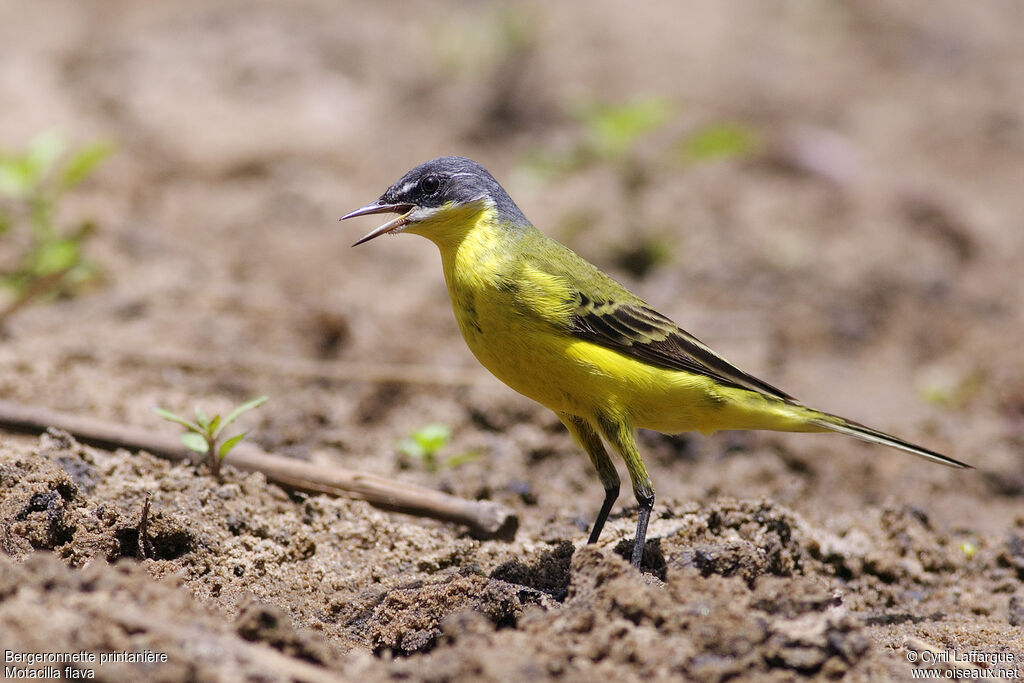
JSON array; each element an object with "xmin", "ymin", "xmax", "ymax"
[{"xmin": 0, "ymin": 399, "xmax": 517, "ymax": 540}]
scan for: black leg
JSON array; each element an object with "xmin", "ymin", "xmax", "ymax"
[
  {"xmin": 596, "ymin": 413, "xmax": 655, "ymax": 571},
  {"xmin": 588, "ymin": 483, "xmax": 620, "ymax": 544},
  {"xmin": 631, "ymin": 492, "xmax": 655, "ymax": 568},
  {"xmin": 559, "ymin": 413, "xmax": 621, "ymax": 546}
]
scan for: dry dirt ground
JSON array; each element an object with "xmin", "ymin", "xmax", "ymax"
[{"xmin": 2, "ymin": 1, "xmax": 1024, "ymax": 680}]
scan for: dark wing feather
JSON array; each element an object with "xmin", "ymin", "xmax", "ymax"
[{"xmin": 569, "ymin": 299, "xmax": 795, "ymax": 401}]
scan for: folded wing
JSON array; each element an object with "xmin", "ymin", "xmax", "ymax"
[{"xmin": 568, "ymin": 295, "xmax": 794, "ymax": 401}]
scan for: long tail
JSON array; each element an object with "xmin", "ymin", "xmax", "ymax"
[{"xmin": 807, "ymin": 413, "xmax": 971, "ymax": 469}]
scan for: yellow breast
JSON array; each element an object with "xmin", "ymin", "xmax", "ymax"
[
  {"xmin": 439, "ymin": 225, "xmax": 569, "ymax": 409},
  {"xmin": 419, "ymin": 206, "xmax": 813, "ymax": 436}
]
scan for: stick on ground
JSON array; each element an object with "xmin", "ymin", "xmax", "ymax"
[{"xmin": 0, "ymin": 399, "xmax": 517, "ymax": 540}]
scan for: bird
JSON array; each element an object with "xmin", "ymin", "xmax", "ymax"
[{"xmin": 341, "ymin": 155, "xmax": 970, "ymax": 569}]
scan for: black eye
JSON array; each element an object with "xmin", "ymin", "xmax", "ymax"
[{"xmin": 418, "ymin": 175, "xmax": 441, "ymax": 196}]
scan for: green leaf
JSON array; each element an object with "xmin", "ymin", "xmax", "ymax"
[
  {"xmin": 180, "ymin": 431, "xmax": 209, "ymax": 454},
  {"xmin": 678, "ymin": 122, "xmax": 759, "ymax": 162},
  {"xmin": 0, "ymin": 164, "xmax": 24, "ymax": 196},
  {"xmin": 579, "ymin": 97, "xmax": 672, "ymax": 160},
  {"xmin": 411, "ymin": 423, "xmax": 452, "ymax": 456},
  {"xmin": 218, "ymin": 432, "xmax": 247, "ymax": 460},
  {"xmin": 208, "ymin": 414, "xmax": 221, "ymax": 437},
  {"xmin": 59, "ymin": 141, "xmax": 112, "ymax": 191},
  {"xmin": 443, "ymin": 450, "xmax": 482, "ymax": 469},
  {"xmin": 153, "ymin": 407, "xmax": 201, "ymax": 432},
  {"xmin": 220, "ymin": 396, "xmax": 269, "ymax": 431},
  {"xmin": 194, "ymin": 406, "xmax": 210, "ymax": 431},
  {"xmin": 397, "ymin": 437, "xmax": 426, "ymax": 460},
  {"xmin": 27, "ymin": 130, "xmax": 66, "ymax": 177},
  {"xmin": 0, "ymin": 156, "xmax": 35, "ymax": 197},
  {"xmin": 31, "ymin": 238, "xmax": 79, "ymax": 276}
]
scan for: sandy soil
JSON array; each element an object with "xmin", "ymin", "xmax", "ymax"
[{"xmin": 1, "ymin": 0, "xmax": 1023, "ymax": 680}]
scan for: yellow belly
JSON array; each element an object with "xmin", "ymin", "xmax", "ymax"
[{"xmin": 453, "ymin": 297, "xmax": 814, "ymax": 436}]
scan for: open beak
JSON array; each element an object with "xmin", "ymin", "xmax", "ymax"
[{"xmin": 340, "ymin": 202, "xmax": 416, "ymax": 246}]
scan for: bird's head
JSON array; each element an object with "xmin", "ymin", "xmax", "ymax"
[{"xmin": 341, "ymin": 156, "xmax": 527, "ymax": 246}]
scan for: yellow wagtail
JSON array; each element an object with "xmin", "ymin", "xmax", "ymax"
[{"xmin": 342, "ymin": 156, "xmax": 970, "ymax": 568}]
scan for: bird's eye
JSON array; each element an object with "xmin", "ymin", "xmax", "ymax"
[{"xmin": 418, "ymin": 175, "xmax": 441, "ymax": 196}]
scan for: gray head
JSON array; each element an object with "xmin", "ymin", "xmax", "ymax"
[{"xmin": 341, "ymin": 156, "xmax": 528, "ymax": 246}]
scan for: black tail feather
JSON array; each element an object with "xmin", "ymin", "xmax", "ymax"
[{"xmin": 808, "ymin": 414, "xmax": 971, "ymax": 469}]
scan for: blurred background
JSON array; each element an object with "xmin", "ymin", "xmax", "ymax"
[{"xmin": 1, "ymin": 0, "xmax": 1023, "ymax": 532}]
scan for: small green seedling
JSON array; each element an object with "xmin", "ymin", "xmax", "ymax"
[
  {"xmin": 676, "ymin": 121, "xmax": 759, "ymax": 163},
  {"xmin": 154, "ymin": 396, "xmax": 268, "ymax": 478},
  {"xmin": 397, "ymin": 423, "xmax": 480, "ymax": 473},
  {"xmin": 520, "ymin": 96, "xmax": 673, "ymax": 179},
  {"xmin": 578, "ymin": 97, "xmax": 673, "ymax": 163},
  {"xmin": 398, "ymin": 423, "xmax": 451, "ymax": 472},
  {"xmin": 0, "ymin": 130, "xmax": 112, "ymax": 323}
]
